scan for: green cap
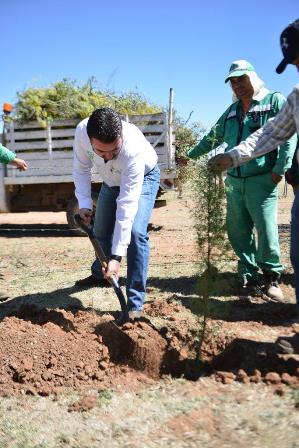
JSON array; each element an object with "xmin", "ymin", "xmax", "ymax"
[{"xmin": 225, "ymin": 60, "xmax": 255, "ymax": 83}]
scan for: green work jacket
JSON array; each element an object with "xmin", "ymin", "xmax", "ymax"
[
  {"xmin": 188, "ymin": 91, "xmax": 297, "ymax": 177},
  {"xmin": 0, "ymin": 143, "xmax": 16, "ymax": 164}
]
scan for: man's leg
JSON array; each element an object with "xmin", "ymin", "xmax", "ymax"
[
  {"xmin": 246, "ymin": 173, "xmax": 284, "ymax": 301},
  {"xmin": 75, "ymin": 183, "xmax": 117, "ymax": 287},
  {"xmin": 291, "ymin": 191, "xmax": 299, "ymax": 311},
  {"xmin": 225, "ymin": 176, "xmax": 259, "ymax": 286},
  {"xmin": 126, "ymin": 166, "xmax": 160, "ymax": 312},
  {"xmin": 91, "ymin": 183, "xmax": 118, "ymax": 279}
]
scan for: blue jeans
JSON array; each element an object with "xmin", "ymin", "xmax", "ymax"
[
  {"xmin": 291, "ymin": 190, "xmax": 299, "ymax": 310},
  {"xmin": 91, "ymin": 165, "xmax": 160, "ymax": 311}
]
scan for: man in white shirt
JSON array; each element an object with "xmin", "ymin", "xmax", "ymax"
[{"xmin": 73, "ymin": 107, "xmax": 160, "ymax": 320}]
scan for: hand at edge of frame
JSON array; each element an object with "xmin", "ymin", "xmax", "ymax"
[{"xmin": 12, "ymin": 158, "xmax": 28, "ymax": 171}]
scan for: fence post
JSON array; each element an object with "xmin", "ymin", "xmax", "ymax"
[{"xmin": 168, "ymin": 88, "xmax": 175, "ymax": 169}]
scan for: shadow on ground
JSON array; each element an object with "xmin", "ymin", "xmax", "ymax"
[
  {"xmin": 0, "ymin": 224, "xmax": 81, "ymax": 238},
  {"xmin": 0, "ymin": 286, "xmax": 84, "ymax": 321},
  {"xmin": 148, "ymin": 271, "xmax": 297, "ymax": 327}
]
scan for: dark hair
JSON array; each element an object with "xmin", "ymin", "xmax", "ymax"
[{"xmin": 87, "ymin": 107, "xmax": 122, "ymax": 143}]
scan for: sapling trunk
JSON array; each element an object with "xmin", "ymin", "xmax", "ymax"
[{"xmin": 188, "ymin": 152, "xmax": 228, "ymax": 363}]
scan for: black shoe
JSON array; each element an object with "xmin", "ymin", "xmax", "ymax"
[
  {"xmin": 240, "ymin": 277, "xmax": 262, "ymax": 297},
  {"xmin": 114, "ymin": 310, "xmax": 144, "ymax": 326},
  {"xmin": 74, "ymin": 275, "xmax": 108, "ymax": 289}
]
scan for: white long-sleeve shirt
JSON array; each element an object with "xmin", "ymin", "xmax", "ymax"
[{"xmin": 73, "ymin": 119, "xmax": 158, "ymax": 256}]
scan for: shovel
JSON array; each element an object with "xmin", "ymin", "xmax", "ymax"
[{"xmin": 74, "ymin": 214, "xmax": 129, "ymax": 324}]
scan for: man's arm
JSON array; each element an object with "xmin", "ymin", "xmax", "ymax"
[
  {"xmin": 112, "ymin": 153, "xmax": 145, "ymax": 257},
  {"xmin": 0, "ymin": 144, "xmax": 28, "ymax": 170},
  {"xmin": 269, "ymin": 92, "xmax": 297, "ymax": 178},
  {"xmin": 72, "ymin": 125, "xmax": 93, "ymax": 211},
  {"xmin": 0, "ymin": 143, "xmax": 17, "ymax": 164},
  {"xmin": 187, "ymin": 111, "xmax": 227, "ymax": 159}
]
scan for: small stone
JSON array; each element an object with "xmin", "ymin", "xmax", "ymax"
[
  {"xmin": 223, "ymin": 377, "xmax": 234, "ymax": 384},
  {"xmin": 99, "ymin": 361, "xmax": 109, "ymax": 371},
  {"xmin": 137, "ymin": 322, "xmax": 149, "ymax": 331},
  {"xmin": 237, "ymin": 369, "xmax": 248, "ymax": 380},
  {"xmin": 22, "ymin": 358, "xmax": 33, "ymax": 371},
  {"xmin": 38, "ymin": 385, "xmax": 51, "ymax": 396},
  {"xmin": 122, "ymin": 323, "xmax": 134, "ymax": 331},
  {"xmin": 274, "ymin": 385, "xmax": 285, "ymax": 396},
  {"xmin": 265, "ymin": 372, "xmax": 281, "ymax": 384},
  {"xmin": 94, "ymin": 371, "xmax": 103, "ymax": 380},
  {"xmin": 76, "ymin": 361, "xmax": 84, "ymax": 370},
  {"xmin": 42, "ymin": 372, "xmax": 52, "ymax": 381},
  {"xmin": 281, "ymin": 373, "xmax": 295, "ymax": 385},
  {"xmin": 26, "ymin": 387, "xmax": 37, "ymax": 396}
]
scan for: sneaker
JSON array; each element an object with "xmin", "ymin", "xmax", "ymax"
[
  {"xmin": 74, "ymin": 275, "xmax": 109, "ymax": 289},
  {"xmin": 275, "ymin": 333, "xmax": 299, "ymax": 354},
  {"xmin": 263, "ymin": 276, "xmax": 284, "ymax": 302}
]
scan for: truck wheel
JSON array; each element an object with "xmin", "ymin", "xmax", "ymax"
[{"xmin": 66, "ymin": 191, "xmax": 99, "ymax": 236}]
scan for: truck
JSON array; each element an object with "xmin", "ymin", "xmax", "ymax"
[{"xmin": 0, "ymin": 90, "xmax": 176, "ymax": 233}]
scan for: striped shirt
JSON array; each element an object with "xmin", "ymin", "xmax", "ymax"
[{"xmin": 229, "ymin": 84, "xmax": 299, "ymax": 167}]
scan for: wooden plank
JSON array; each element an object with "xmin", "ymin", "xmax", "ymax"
[
  {"xmin": 0, "ymin": 164, "xmax": 9, "ymax": 212},
  {"xmin": 127, "ymin": 113, "xmax": 164, "ymax": 122},
  {"xmin": 6, "ymin": 128, "xmax": 75, "ymax": 141},
  {"xmin": 3, "ymin": 170, "xmax": 174, "ymax": 184},
  {"xmin": 7, "ymin": 140, "xmax": 74, "ymax": 151},
  {"xmin": 11, "ymin": 151, "xmax": 73, "ymax": 160},
  {"xmin": 4, "ymin": 173, "xmax": 103, "ymax": 185},
  {"xmin": 133, "ymin": 124, "xmax": 165, "ymax": 133},
  {"xmin": 12, "ymin": 119, "xmax": 79, "ymax": 130},
  {"xmin": 5, "ymin": 158, "xmax": 101, "ymax": 174},
  {"xmin": 8, "ymin": 133, "xmax": 174, "ymax": 150}
]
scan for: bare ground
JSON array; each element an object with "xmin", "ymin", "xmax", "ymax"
[{"xmin": 0, "ymin": 187, "xmax": 298, "ymax": 447}]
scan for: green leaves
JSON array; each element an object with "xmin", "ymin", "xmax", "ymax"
[{"xmin": 14, "ymin": 78, "xmax": 162, "ymax": 125}]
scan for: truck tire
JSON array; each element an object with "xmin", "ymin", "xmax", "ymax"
[{"xmin": 66, "ymin": 191, "xmax": 99, "ymax": 236}]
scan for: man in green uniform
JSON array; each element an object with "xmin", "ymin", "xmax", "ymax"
[
  {"xmin": 0, "ymin": 143, "xmax": 27, "ymax": 300},
  {"xmin": 188, "ymin": 60, "xmax": 297, "ymax": 301},
  {"xmin": 0, "ymin": 143, "xmax": 27, "ymax": 170}
]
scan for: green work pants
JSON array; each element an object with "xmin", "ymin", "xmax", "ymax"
[{"xmin": 225, "ymin": 173, "xmax": 283, "ymax": 280}]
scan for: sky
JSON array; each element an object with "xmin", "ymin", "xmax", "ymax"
[{"xmin": 1, "ymin": 0, "xmax": 299, "ymax": 130}]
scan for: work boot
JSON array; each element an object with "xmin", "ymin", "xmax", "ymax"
[
  {"xmin": 263, "ymin": 275, "xmax": 284, "ymax": 302},
  {"xmin": 240, "ymin": 277, "xmax": 261, "ymax": 297},
  {"xmin": 74, "ymin": 275, "xmax": 109, "ymax": 289},
  {"xmin": 275, "ymin": 333, "xmax": 299, "ymax": 354}
]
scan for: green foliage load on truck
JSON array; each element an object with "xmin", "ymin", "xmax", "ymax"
[{"xmin": 14, "ymin": 78, "xmax": 162, "ymax": 126}]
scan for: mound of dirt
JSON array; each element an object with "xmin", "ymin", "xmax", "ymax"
[
  {"xmin": 0, "ymin": 302, "xmax": 194, "ymax": 397},
  {"xmin": 0, "ymin": 299, "xmax": 298, "ymax": 397}
]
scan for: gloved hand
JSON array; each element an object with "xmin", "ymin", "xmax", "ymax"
[{"xmin": 208, "ymin": 153, "xmax": 233, "ymax": 174}]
